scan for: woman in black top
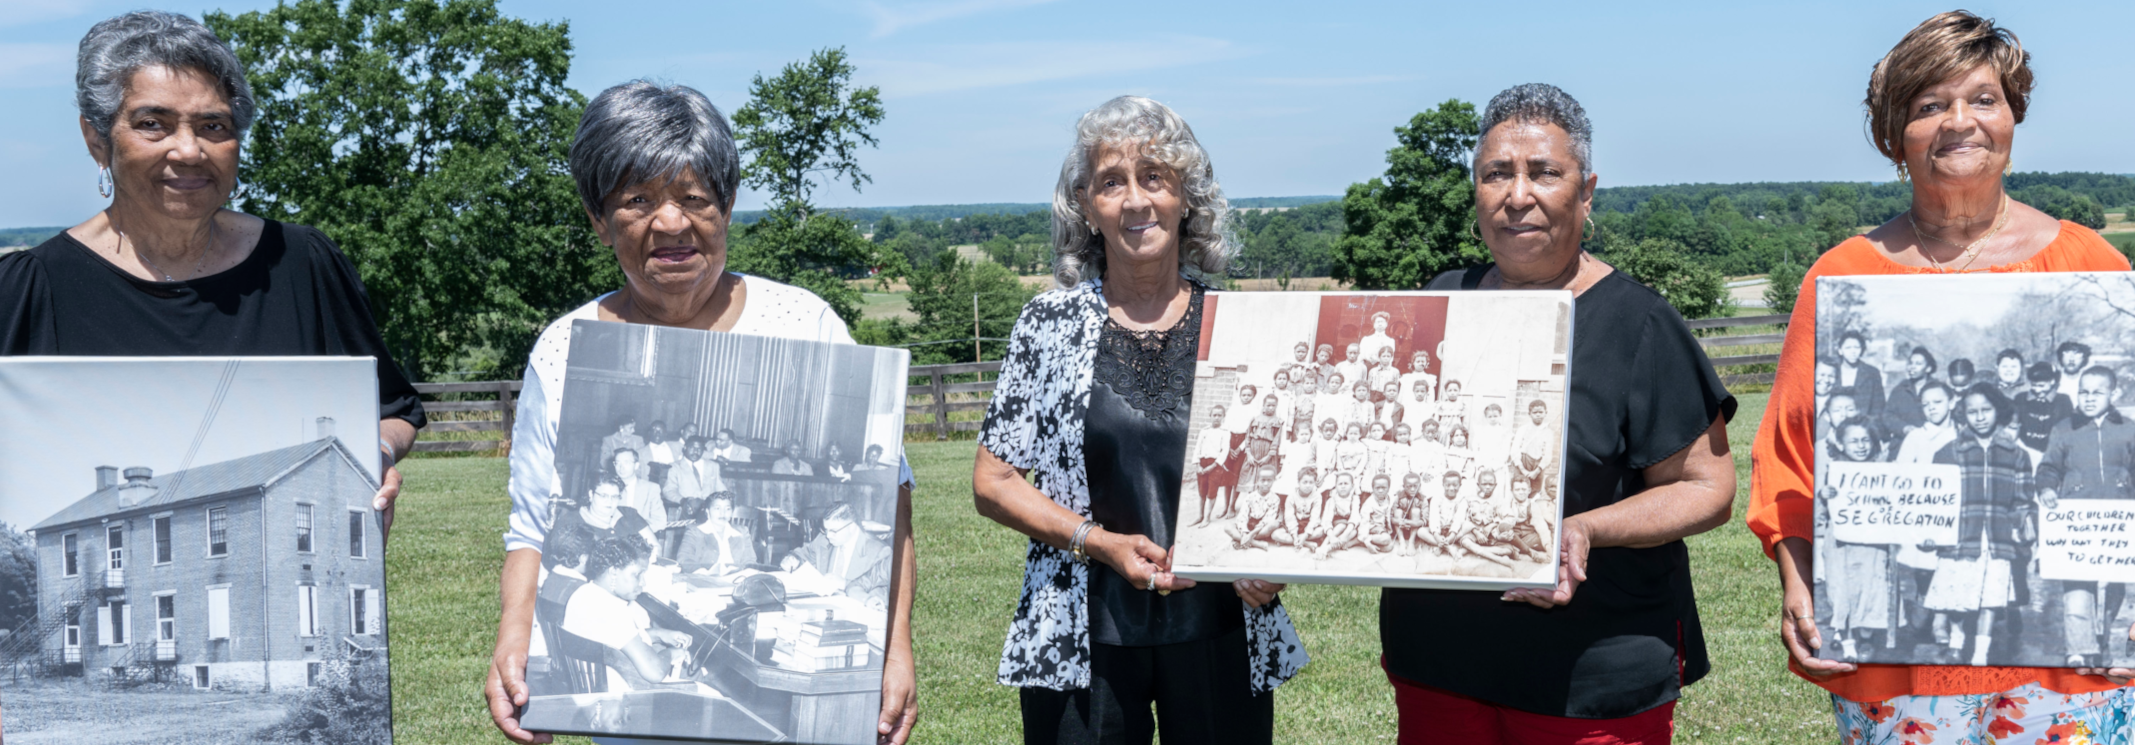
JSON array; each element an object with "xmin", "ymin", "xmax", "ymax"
[
  {"xmin": 1381, "ymin": 84, "xmax": 1737, "ymax": 741},
  {"xmin": 973, "ymin": 96, "xmax": 1307, "ymax": 745},
  {"xmin": 0, "ymin": 12, "xmax": 424, "ymax": 526}
]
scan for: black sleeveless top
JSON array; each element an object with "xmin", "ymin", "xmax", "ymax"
[{"xmin": 1083, "ymin": 286, "xmax": 1243, "ymax": 647}]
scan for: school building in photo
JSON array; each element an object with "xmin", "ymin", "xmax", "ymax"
[{"xmin": 21, "ymin": 418, "xmax": 387, "ymax": 691}]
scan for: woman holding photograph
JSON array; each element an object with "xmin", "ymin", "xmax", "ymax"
[
  {"xmin": 971, "ymin": 95, "xmax": 1305, "ymax": 744},
  {"xmin": 1749, "ymin": 11, "xmax": 2134, "ymax": 743},
  {"xmin": 1386, "ymin": 82, "xmax": 1738, "ymax": 743},
  {"xmin": 0, "ymin": 11, "xmax": 423, "ymax": 532},
  {"xmin": 485, "ymin": 81, "xmax": 919, "ymax": 745}
]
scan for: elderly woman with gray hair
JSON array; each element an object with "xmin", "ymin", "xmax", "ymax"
[
  {"xmin": 0, "ymin": 12, "xmax": 424, "ymax": 521},
  {"xmin": 972, "ymin": 95, "xmax": 1307, "ymax": 744},
  {"xmin": 484, "ymin": 81, "xmax": 918, "ymax": 745},
  {"xmin": 1379, "ymin": 84, "xmax": 1738, "ymax": 743}
]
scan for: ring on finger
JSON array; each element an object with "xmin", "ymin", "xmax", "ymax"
[{"xmin": 1146, "ymin": 576, "xmax": 1158, "ymax": 592}]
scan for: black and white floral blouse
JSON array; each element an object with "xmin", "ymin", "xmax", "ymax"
[{"xmin": 980, "ymin": 276, "xmax": 1310, "ymax": 693}]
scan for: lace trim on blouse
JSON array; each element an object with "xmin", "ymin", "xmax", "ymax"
[{"xmin": 1092, "ymin": 286, "xmax": 1204, "ymax": 420}]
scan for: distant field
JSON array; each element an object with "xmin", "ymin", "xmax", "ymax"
[{"xmin": 2107, "ymin": 232, "xmax": 2135, "ymax": 253}]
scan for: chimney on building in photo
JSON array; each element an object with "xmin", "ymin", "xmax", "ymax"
[
  {"xmin": 95, "ymin": 465, "xmax": 118, "ymax": 491},
  {"xmin": 117, "ymin": 466, "xmax": 157, "ymax": 507},
  {"xmin": 316, "ymin": 416, "xmax": 335, "ymax": 443}
]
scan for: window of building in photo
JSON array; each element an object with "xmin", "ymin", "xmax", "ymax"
[
  {"xmin": 297, "ymin": 584, "xmax": 317, "ymax": 637},
  {"xmin": 296, "ymin": 504, "xmax": 313, "ymax": 553},
  {"xmin": 153, "ymin": 515, "xmax": 172, "ymax": 564},
  {"xmin": 155, "ymin": 592, "xmax": 177, "ymax": 660},
  {"xmin": 64, "ymin": 619, "xmax": 80, "ymax": 659},
  {"xmin": 207, "ymin": 506, "xmax": 228, "ymax": 557},
  {"xmin": 62, "ymin": 533, "xmax": 78, "ymax": 576},
  {"xmin": 348, "ymin": 509, "xmax": 366, "ymax": 559},
  {"xmin": 99, "ymin": 600, "xmax": 129, "ymax": 646},
  {"xmin": 350, "ymin": 585, "xmax": 375, "ymax": 636},
  {"xmin": 106, "ymin": 524, "xmax": 124, "ymax": 572},
  {"xmin": 307, "ymin": 661, "xmax": 322, "ymax": 687},
  {"xmin": 206, "ymin": 585, "xmax": 230, "ymax": 640},
  {"xmin": 193, "ymin": 664, "xmax": 211, "ymax": 690}
]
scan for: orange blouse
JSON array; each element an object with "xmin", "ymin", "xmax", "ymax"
[{"xmin": 1746, "ymin": 220, "xmax": 2132, "ymax": 702}]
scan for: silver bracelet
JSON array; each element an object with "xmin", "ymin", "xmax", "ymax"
[
  {"xmin": 379, "ymin": 437, "xmax": 398, "ymax": 465},
  {"xmin": 1068, "ymin": 519, "xmax": 1098, "ymax": 564}
]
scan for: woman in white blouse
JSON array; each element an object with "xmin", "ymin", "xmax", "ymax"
[{"xmin": 484, "ymin": 81, "xmax": 919, "ymax": 745}]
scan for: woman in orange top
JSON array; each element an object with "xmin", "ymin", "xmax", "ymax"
[{"xmin": 1748, "ymin": 11, "xmax": 2135, "ymax": 744}]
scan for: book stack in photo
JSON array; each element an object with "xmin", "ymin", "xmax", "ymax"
[{"xmin": 769, "ymin": 619, "xmax": 874, "ymax": 673}]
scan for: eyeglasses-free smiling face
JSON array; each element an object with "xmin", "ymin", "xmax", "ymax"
[
  {"xmin": 1902, "ymin": 65, "xmax": 2015, "ymax": 185},
  {"xmin": 1081, "ymin": 141, "xmax": 1187, "ymax": 267},
  {"xmin": 87, "ymin": 65, "xmax": 241, "ymax": 222}
]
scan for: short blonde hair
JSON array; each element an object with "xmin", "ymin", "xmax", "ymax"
[
  {"xmin": 1864, "ymin": 11, "xmax": 2033, "ymax": 166},
  {"xmin": 1050, "ymin": 96, "xmax": 1234, "ymax": 287}
]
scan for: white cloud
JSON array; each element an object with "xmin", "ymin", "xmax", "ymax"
[
  {"xmin": 860, "ymin": 36, "xmax": 1248, "ymax": 97},
  {"xmin": 0, "ymin": 42, "xmax": 75, "ymax": 90},
  {"xmin": 860, "ymin": 0, "xmax": 1061, "ymax": 38},
  {"xmin": 0, "ymin": 0, "xmax": 92, "ymax": 29}
]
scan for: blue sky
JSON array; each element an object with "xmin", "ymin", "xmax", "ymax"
[{"xmin": 1, "ymin": 0, "xmax": 2129, "ymax": 228}]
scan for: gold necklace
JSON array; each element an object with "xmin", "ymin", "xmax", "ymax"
[{"xmin": 1908, "ymin": 195, "xmax": 2009, "ymax": 273}]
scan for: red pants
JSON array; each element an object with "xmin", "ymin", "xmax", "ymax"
[{"xmin": 1387, "ymin": 671, "xmax": 1675, "ymax": 745}]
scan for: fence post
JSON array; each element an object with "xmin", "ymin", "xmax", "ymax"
[
  {"xmin": 931, "ymin": 371, "xmax": 950, "ymax": 441},
  {"xmin": 497, "ymin": 379, "xmax": 518, "ymax": 455}
]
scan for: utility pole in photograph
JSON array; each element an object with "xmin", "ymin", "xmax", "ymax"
[{"xmin": 973, "ymin": 293, "xmax": 982, "ymax": 363}]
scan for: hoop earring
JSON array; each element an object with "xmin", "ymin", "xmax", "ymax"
[
  {"xmin": 1583, "ymin": 216, "xmax": 1596, "ymax": 242},
  {"xmin": 1466, "ymin": 222, "xmax": 1482, "ymax": 244},
  {"xmin": 96, "ymin": 166, "xmax": 112, "ymax": 199}
]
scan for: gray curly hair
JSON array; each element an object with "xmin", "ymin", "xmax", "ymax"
[
  {"xmin": 1050, "ymin": 96, "xmax": 1234, "ymax": 288},
  {"xmin": 76, "ymin": 11, "xmax": 256, "ymax": 147},
  {"xmin": 1475, "ymin": 83, "xmax": 1592, "ymax": 178}
]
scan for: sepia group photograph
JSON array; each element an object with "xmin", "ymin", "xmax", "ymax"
[
  {"xmin": 0, "ymin": 357, "xmax": 392, "ymax": 744},
  {"xmin": 516, "ymin": 321, "xmax": 909, "ymax": 744},
  {"xmin": 1814, "ymin": 273, "xmax": 2135, "ymax": 668},
  {"xmin": 1168, "ymin": 291, "xmax": 1571, "ymax": 591}
]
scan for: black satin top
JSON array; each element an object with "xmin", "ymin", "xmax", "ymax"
[{"xmin": 1084, "ymin": 287, "xmax": 1242, "ymax": 647}]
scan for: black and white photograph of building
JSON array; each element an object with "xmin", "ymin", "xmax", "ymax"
[
  {"xmin": 1169, "ymin": 291, "xmax": 1571, "ymax": 591},
  {"xmin": 0, "ymin": 357, "xmax": 391, "ymax": 744},
  {"xmin": 1813, "ymin": 273, "xmax": 2135, "ymax": 667},
  {"xmin": 517, "ymin": 321, "xmax": 908, "ymax": 744}
]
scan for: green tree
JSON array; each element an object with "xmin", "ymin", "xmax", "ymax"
[
  {"xmin": 1599, "ymin": 237, "xmax": 1730, "ymax": 319},
  {"xmin": 895, "ymin": 251, "xmax": 1038, "ymax": 364},
  {"xmin": 1333, "ymin": 100, "xmax": 1484, "ymax": 289},
  {"xmin": 1764, "ymin": 261, "xmax": 1805, "ymax": 315},
  {"xmin": 728, "ymin": 47, "xmax": 893, "ymax": 324},
  {"xmin": 873, "ymin": 214, "xmax": 900, "ymax": 243},
  {"xmin": 209, "ymin": 0, "xmax": 609, "ymax": 380},
  {"xmin": 0, "ymin": 523, "xmax": 36, "ymax": 630}
]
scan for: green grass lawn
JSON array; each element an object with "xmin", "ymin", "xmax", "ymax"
[{"xmin": 387, "ymin": 391, "xmax": 1833, "ymax": 743}]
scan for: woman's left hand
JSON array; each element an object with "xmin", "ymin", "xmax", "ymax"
[
  {"xmin": 1235, "ymin": 579, "xmax": 1286, "ymax": 608},
  {"xmin": 1501, "ymin": 515, "xmax": 1590, "ymax": 608},
  {"xmin": 877, "ymin": 644, "xmax": 918, "ymax": 744},
  {"xmin": 373, "ymin": 464, "xmax": 401, "ymax": 543}
]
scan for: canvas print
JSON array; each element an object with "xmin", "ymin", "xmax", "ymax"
[
  {"xmin": 1813, "ymin": 273, "xmax": 2135, "ymax": 667},
  {"xmin": 0, "ymin": 357, "xmax": 390, "ymax": 744},
  {"xmin": 517, "ymin": 321, "xmax": 909, "ymax": 744},
  {"xmin": 1168, "ymin": 291, "xmax": 1571, "ymax": 591}
]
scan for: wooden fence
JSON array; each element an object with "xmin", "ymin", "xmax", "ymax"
[
  {"xmin": 410, "ymin": 313, "xmax": 1791, "ymax": 448},
  {"xmin": 409, "ymin": 380, "xmax": 520, "ymax": 454}
]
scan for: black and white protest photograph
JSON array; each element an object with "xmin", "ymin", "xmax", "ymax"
[
  {"xmin": 1813, "ymin": 273, "xmax": 2135, "ymax": 667},
  {"xmin": 1168, "ymin": 291, "xmax": 1571, "ymax": 590},
  {"xmin": 516, "ymin": 320, "xmax": 908, "ymax": 743},
  {"xmin": 0, "ymin": 357, "xmax": 392, "ymax": 744}
]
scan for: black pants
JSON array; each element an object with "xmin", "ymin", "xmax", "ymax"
[{"xmin": 1019, "ymin": 624, "xmax": 1274, "ymax": 745}]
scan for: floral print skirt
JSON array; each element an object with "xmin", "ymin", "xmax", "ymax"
[{"xmin": 1832, "ymin": 683, "xmax": 2132, "ymax": 744}]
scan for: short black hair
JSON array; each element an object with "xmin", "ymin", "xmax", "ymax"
[
  {"xmin": 585, "ymin": 532, "xmax": 652, "ymax": 582},
  {"xmin": 1838, "ymin": 331, "xmax": 1867, "ymax": 349},
  {"xmin": 1948, "ymin": 358, "xmax": 1976, "ymax": 378},
  {"xmin": 1957, "ymin": 383, "xmax": 2016, "ymax": 429},
  {"xmin": 2026, "ymin": 361, "xmax": 2058, "ymax": 383},
  {"xmin": 543, "ymin": 523, "xmax": 595, "ymax": 569},
  {"xmin": 2057, "ymin": 341, "xmax": 2093, "ymax": 358},
  {"xmin": 1909, "ymin": 345, "xmax": 1939, "ymax": 374},
  {"xmin": 2080, "ymin": 365, "xmax": 2120, "ymax": 389},
  {"xmin": 1996, "ymin": 348, "xmax": 2023, "ymax": 365}
]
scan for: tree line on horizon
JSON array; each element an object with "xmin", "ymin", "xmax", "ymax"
[{"xmin": 20, "ymin": 0, "xmax": 2122, "ymax": 377}]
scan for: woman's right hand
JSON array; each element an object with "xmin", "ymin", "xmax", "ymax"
[
  {"xmin": 485, "ymin": 632, "xmax": 552, "ymax": 744},
  {"xmin": 1089, "ymin": 529, "xmax": 1196, "ymax": 592},
  {"xmin": 1775, "ymin": 536, "xmax": 1855, "ymax": 678}
]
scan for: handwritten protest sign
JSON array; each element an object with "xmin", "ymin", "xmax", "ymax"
[
  {"xmin": 2038, "ymin": 499, "xmax": 2135, "ymax": 583},
  {"xmin": 1824, "ymin": 462, "xmax": 1962, "ymax": 545}
]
